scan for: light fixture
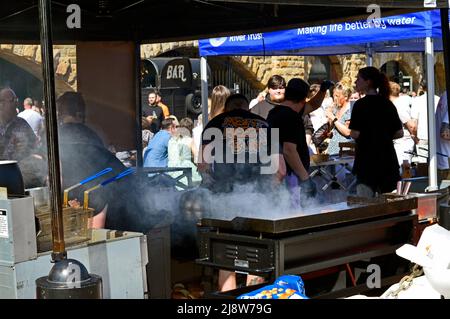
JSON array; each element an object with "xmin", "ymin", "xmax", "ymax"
[{"xmin": 384, "ymin": 40, "xmax": 400, "ymax": 48}]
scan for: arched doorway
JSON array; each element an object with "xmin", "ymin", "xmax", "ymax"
[
  {"xmin": 307, "ymin": 56, "xmax": 341, "ymax": 84},
  {"xmin": 380, "ymin": 60, "xmax": 412, "ymax": 93},
  {"xmin": 156, "ymin": 47, "xmax": 262, "ymax": 101},
  {"xmin": 0, "ymin": 57, "xmax": 42, "ymax": 110},
  {"xmin": 308, "ymin": 56, "xmax": 330, "ymax": 84}
]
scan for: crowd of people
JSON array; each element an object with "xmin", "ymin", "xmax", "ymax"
[
  {"xmin": 2, "ymin": 69, "xmax": 448, "ymax": 205},
  {"xmin": 2, "ymin": 70, "xmax": 449, "ymax": 202},
  {"xmin": 2, "ymin": 65, "xmax": 450, "ymax": 292}
]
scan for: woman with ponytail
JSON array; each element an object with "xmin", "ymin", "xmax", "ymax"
[{"xmin": 349, "ymin": 67, "xmax": 404, "ymax": 197}]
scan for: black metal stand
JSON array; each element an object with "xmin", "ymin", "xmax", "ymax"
[
  {"xmin": 38, "ymin": 0, "xmax": 66, "ymax": 262},
  {"xmin": 36, "ymin": 0, "xmax": 102, "ymax": 298},
  {"xmin": 441, "ymin": 9, "xmax": 450, "ymax": 120}
]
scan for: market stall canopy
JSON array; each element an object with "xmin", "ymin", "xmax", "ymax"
[
  {"xmin": 205, "ymin": 0, "xmax": 447, "ymax": 7},
  {"xmin": 0, "ymin": 0, "xmax": 448, "ymax": 43},
  {"xmin": 199, "ymin": 10, "xmax": 448, "ymax": 56}
]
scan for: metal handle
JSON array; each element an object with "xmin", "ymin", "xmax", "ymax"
[
  {"xmin": 100, "ymin": 168, "xmax": 135, "ymax": 186},
  {"xmin": 79, "ymin": 168, "xmax": 113, "ymax": 185},
  {"xmin": 417, "ymin": 147, "xmax": 448, "ymax": 157},
  {"xmin": 64, "ymin": 167, "xmax": 113, "ymax": 207},
  {"xmin": 195, "ymin": 258, "xmax": 275, "ymax": 274}
]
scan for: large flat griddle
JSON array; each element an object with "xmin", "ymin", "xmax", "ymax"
[{"xmin": 200, "ymin": 196, "xmax": 418, "ymax": 234}]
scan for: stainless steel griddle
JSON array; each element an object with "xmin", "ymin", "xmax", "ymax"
[
  {"xmin": 197, "ymin": 196, "xmax": 419, "ymax": 298},
  {"xmin": 200, "ymin": 196, "xmax": 418, "ymax": 234}
]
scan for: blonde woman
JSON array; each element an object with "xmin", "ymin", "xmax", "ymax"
[
  {"xmin": 209, "ymin": 85, "xmax": 230, "ymax": 120},
  {"xmin": 325, "ymin": 82, "xmax": 352, "ymax": 155},
  {"xmin": 168, "ymin": 117, "xmax": 202, "ymax": 186}
]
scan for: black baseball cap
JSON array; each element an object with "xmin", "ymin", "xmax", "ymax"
[{"xmin": 285, "ymin": 78, "xmax": 310, "ymax": 102}]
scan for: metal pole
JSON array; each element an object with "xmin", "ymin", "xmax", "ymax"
[
  {"xmin": 38, "ymin": 0, "xmax": 66, "ymax": 261},
  {"xmin": 201, "ymin": 56, "xmax": 209, "ymax": 127},
  {"xmin": 135, "ymin": 41, "xmax": 143, "ymax": 167},
  {"xmin": 425, "ymin": 36, "xmax": 438, "ymax": 191},
  {"xmin": 441, "ymin": 8, "xmax": 450, "ymax": 122},
  {"xmin": 365, "ymin": 43, "xmax": 373, "ymax": 67}
]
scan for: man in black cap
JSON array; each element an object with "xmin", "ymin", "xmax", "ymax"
[{"xmin": 267, "ymin": 79, "xmax": 333, "ymax": 207}]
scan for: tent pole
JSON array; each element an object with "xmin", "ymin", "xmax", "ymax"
[
  {"xmin": 135, "ymin": 41, "xmax": 143, "ymax": 168},
  {"xmin": 425, "ymin": 36, "xmax": 438, "ymax": 191},
  {"xmin": 38, "ymin": 0, "xmax": 66, "ymax": 261},
  {"xmin": 441, "ymin": 8, "xmax": 450, "ymax": 124},
  {"xmin": 201, "ymin": 56, "xmax": 209, "ymax": 127},
  {"xmin": 365, "ymin": 43, "xmax": 373, "ymax": 67}
]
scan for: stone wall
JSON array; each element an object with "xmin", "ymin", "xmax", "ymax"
[
  {"xmin": 0, "ymin": 44, "xmax": 77, "ymax": 92},
  {"xmin": 141, "ymin": 41, "xmax": 446, "ymax": 95},
  {"xmin": 141, "ymin": 42, "xmax": 367, "ymax": 90},
  {"xmin": 1, "ymin": 42, "xmax": 446, "ymax": 97}
]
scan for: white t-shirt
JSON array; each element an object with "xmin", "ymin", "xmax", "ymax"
[
  {"xmin": 249, "ymin": 98, "xmax": 259, "ymax": 109},
  {"xmin": 410, "ymin": 93, "xmax": 440, "ymax": 141},
  {"xmin": 192, "ymin": 124, "xmax": 203, "ymax": 162},
  {"xmin": 436, "ymin": 92, "xmax": 450, "ymax": 170},
  {"xmin": 17, "ymin": 109, "xmax": 43, "ymax": 136},
  {"xmin": 398, "ymin": 94, "xmax": 412, "ymax": 108},
  {"xmin": 309, "ymin": 106, "xmax": 328, "ymax": 132},
  {"xmin": 392, "ymin": 97, "xmax": 412, "ymax": 138}
]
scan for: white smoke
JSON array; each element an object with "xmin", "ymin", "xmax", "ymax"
[{"xmin": 203, "ymin": 180, "xmax": 349, "ymax": 221}]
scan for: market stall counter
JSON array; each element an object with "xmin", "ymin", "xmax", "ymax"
[{"xmin": 196, "ymin": 195, "xmax": 419, "ymax": 298}]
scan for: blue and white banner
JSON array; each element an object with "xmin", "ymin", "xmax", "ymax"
[{"xmin": 199, "ymin": 10, "xmax": 444, "ymax": 56}]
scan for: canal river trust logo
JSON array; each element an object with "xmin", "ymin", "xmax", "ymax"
[{"xmin": 209, "ymin": 37, "xmax": 228, "ymax": 47}]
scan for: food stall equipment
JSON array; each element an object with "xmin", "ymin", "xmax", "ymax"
[
  {"xmin": 197, "ymin": 196, "xmax": 419, "ymax": 297},
  {"xmin": 1, "ymin": 164, "xmax": 150, "ymax": 299},
  {"xmin": 36, "ymin": 258, "xmax": 102, "ymax": 299},
  {"xmin": 0, "ymin": 224, "xmax": 148, "ymax": 299}
]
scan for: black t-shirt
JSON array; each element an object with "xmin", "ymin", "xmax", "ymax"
[
  {"xmin": 201, "ymin": 109, "xmax": 270, "ymax": 192},
  {"xmin": 251, "ymin": 95, "xmax": 277, "ymax": 119},
  {"xmin": 0, "ymin": 116, "xmax": 37, "ymax": 161},
  {"xmin": 58, "ymin": 124, "xmax": 126, "ymax": 216},
  {"xmin": 349, "ymin": 95, "xmax": 402, "ymax": 191},
  {"xmin": 58, "ymin": 123, "xmax": 104, "ymax": 147},
  {"xmin": 142, "ymin": 105, "xmax": 164, "ymax": 133},
  {"xmin": 267, "ymin": 105, "xmax": 310, "ymax": 174}
]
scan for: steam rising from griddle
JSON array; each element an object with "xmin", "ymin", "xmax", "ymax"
[{"xmin": 203, "ymin": 182, "xmax": 348, "ymax": 221}]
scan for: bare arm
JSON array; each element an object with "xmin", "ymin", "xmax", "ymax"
[
  {"xmin": 304, "ymin": 90, "xmax": 326, "ymax": 115},
  {"xmin": 305, "ymin": 134, "xmax": 312, "ymax": 146},
  {"xmin": 145, "ymin": 115, "xmax": 154, "ymax": 123},
  {"xmin": 334, "ymin": 120, "xmax": 351, "ymax": 137},
  {"xmin": 91, "ymin": 205, "xmax": 107, "ymax": 229},
  {"xmin": 283, "ymin": 142, "xmax": 309, "ymax": 181},
  {"xmin": 405, "ymin": 119, "xmax": 416, "ymax": 135},
  {"xmin": 407, "ymin": 119, "xmax": 419, "ymax": 143},
  {"xmin": 190, "ymin": 138, "xmax": 198, "ymax": 163}
]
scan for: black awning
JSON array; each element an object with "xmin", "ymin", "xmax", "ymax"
[
  {"xmin": 0, "ymin": 0, "xmax": 446, "ymax": 43},
  {"xmin": 200, "ymin": 0, "xmax": 449, "ymax": 9}
]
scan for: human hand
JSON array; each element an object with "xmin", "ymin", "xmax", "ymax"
[
  {"xmin": 320, "ymin": 80, "xmax": 335, "ymax": 93},
  {"xmin": 441, "ymin": 123, "xmax": 450, "ymax": 140},
  {"xmin": 299, "ymin": 178, "xmax": 317, "ymax": 201},
  {"xmin": 142, "ymin": 117, "xmax": 151, "ymax": 129},
  {"xmin": 325, "ymin": 108, "xmax": 335, "ymax": 121}
]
